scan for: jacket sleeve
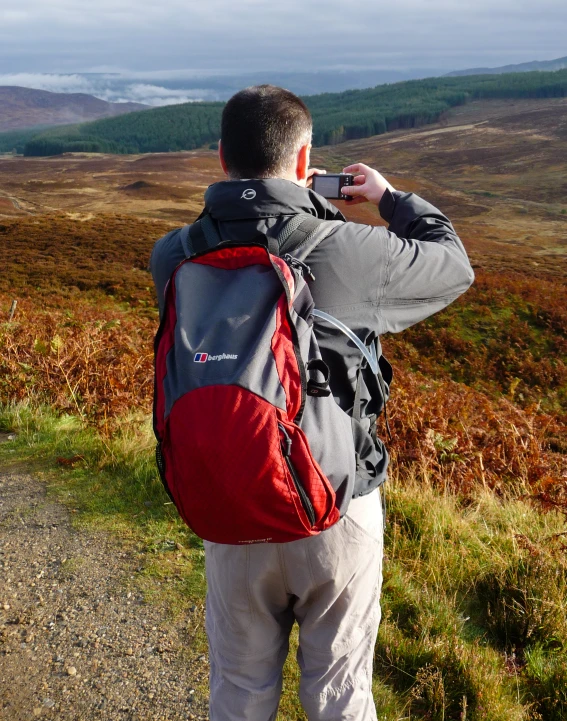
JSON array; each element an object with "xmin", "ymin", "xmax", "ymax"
[
  {"xmin": 150, "ymin": 228, "xmax": 186, "ymax": 318},
  {"xmin": 375, "ymin": 189, "xmax": 474, "ymax": 333}
]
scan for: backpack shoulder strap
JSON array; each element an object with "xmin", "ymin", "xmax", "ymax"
[
  {"xmin": 277, "ymin": 214, "xmax": 343, "ymax": 261},
  {"xmin": 178, "ymin": 214, "xmax": 224, "ymax": 258},
  {"xmin": 277, "ymin": 214, "xmax": 393, "ymax": 436},
  {"xmin": 179, "ymin": 224, "xmax": 194, "ymax": 258},
  {"xmin": 183, "ymin": 214, "xmax": 280, "ymax": 257}
]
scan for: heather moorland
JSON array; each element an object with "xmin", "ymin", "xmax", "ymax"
[{"xmin": 1, "ymin": 96, "xmax": 566, "ymax": 720}]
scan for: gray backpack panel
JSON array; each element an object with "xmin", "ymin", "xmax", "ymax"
[{"xmin": 164, "ymin": 261, "xmax": 288, "ymax": 417}]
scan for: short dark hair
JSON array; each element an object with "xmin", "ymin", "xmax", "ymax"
[{"xmin": 221, "ymin": 85, "xmax": 312, "ymax": 179}]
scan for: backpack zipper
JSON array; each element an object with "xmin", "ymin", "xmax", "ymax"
[
  {"xmin": 268, "ymin": 257, "xmax": 307, "ymax": 423},
  {"xmin": 278, "ymin": 423, "xmax": 316, "ymax": 527}
]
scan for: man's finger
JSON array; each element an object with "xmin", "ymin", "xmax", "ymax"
[
  {"xmin": 341, "ymin": 183, "xmax": 367, "ymax": 196},
  {"xmin": 343, "ymin": 163, "xmax": 363, "ymax": 174}
]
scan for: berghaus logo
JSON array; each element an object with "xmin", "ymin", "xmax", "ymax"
[{"xmin": 194, "ymin": 353, "xmax": 238, "ymax": 363}]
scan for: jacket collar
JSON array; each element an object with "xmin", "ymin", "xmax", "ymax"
[{"xmin": 203, "ymin": 178, "xmax": 346, "ymax": 222}]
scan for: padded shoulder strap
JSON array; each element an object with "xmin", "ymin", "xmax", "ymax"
[
  {"xmin": 187, "ymin": 214, "xmax": 222, "ymax": 255},
  {"xmin": 179, "ymin": 225, "xmax": 193, "ymax": 258},
  {"xmin": 183, "ymin": 214, "xmax": 280, "ymax": 257},
  {"xmin": 277, "ymin": 214, "xmax": 343, "ymax": 261},
  {"xmin": 277, "ymin": 215, "xmax": 322, "ymax": 253}
]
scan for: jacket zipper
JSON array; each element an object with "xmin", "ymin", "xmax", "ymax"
[{"xmin": 278, "ymin": 423, "xmax": 316, "ymax": 527}]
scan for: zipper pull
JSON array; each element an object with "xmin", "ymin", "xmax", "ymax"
[
  {"xmin": 283, "ymin": 254, "xmax": 316, "ymax": 282},
  {"xmin": 278, "ymin": 423, "xmax": 293, "ymax": 457}
]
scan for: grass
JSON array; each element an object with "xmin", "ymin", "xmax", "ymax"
[
  {"xmin": 2, "ymin": 403, "xmax": 566, "ymax": 720},
  {"xmin": 379, "ymin": 475, "xmax": 567, "ymax": 720}
]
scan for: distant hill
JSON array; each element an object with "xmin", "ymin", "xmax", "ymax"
[
  {"xmin": 4, "ymin": 68, "xmax": 567, "ymax": 157},
  {"xmin": 447, "ymin": 55, "xmax": 567, "ymax": 77},
  {"xmin": 130, "ymin": 69, "xmax": 440, "ymax": 98},
  {"xmin": 0, "ymin": 87, "xmax": 148, "ymax": 132}
]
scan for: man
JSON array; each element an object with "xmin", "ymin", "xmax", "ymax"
[{"xmin": 151, "ymin": 85, "xmax": 474, "ymax": 721}]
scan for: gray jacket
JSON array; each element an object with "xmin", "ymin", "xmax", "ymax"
[{"xmin": 150, "ymin": 178, "xmax": 474, "ymax": 496}]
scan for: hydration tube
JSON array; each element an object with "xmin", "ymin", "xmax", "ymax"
[{"xmin": 312, "ymin": 309, "xmax": 379, "ymax": 374}]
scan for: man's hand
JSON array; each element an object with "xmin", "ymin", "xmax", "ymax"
[
  {"xmin": 306, "ymin": 168, "xmax": 326, "ymax": 189},
  {"xmin": 340, "ymin": 163, "xmax": 395, "ymax": 205}
]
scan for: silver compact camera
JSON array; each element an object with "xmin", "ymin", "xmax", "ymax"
[{"xmin": 311, "ymin": 173, "xmax": 354, "ymax": 200}]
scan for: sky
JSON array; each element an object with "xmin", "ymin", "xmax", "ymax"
[{"xmin": 0, "ymin": 0, "xmax": 566, "ymax": 105}]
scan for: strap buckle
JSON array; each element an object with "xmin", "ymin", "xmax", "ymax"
[{"xmin": 306, "ymin": 359, "xmax": 332, "ymax": 397}]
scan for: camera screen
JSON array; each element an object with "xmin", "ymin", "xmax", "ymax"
[{"xmin": 313, "ymin": 175, "xmax": 341, "ymax": 197}]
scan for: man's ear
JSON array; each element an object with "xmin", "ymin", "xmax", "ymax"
[
  {"xmin": 295, "ymin": 143, "xmax": 311, "ymax": 184},
  {"xmin": 218, "ymin": 140, "xmax": 229, "ymax": 176}
]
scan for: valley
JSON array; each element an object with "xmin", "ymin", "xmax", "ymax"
[{"xmin": 1, "ymin": 98, "xmax": 565, "ymax": 266}]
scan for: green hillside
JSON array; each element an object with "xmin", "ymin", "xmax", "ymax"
[
  {"xmin": 0, "ymin": 127, "xmax": 53, "ymax": 154},
  {"xmin": 307, "ymin": 69, "xmax": 567, "ymax": 144},
  {"xmin": 11, "ymin": 68, "xmax": 567, "ymax": 157}
]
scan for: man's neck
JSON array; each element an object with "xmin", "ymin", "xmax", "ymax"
[{"xmin": 228, "ymin": 174, "xmax": 305, "ymax": 187}]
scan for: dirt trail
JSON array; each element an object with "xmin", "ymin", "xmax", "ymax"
[
  {"xmin": 0, "ymin": 469, "xmax": 209, "ymax": 721},
  {"xmin": 0, "ymin": 191, "xmax": 28, "ymax": 213}
]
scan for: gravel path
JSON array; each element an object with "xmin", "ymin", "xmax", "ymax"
[{"xmin": 0, "ymin": 469, "xmax": 209, "ymax": 721}]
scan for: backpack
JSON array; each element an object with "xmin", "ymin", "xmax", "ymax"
[{"xmin": 153, "ymin": 214, "xmax": 389, "ymax": 545}]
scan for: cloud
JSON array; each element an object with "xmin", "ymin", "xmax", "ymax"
[
  {"xmin": 108, "ymin": 84, "xmax": 218, "ymax": 105},
  {"xmin": 0, "ymin": 73, "xmax": 94, "ymax": 93},
  {"xmin": 0, "ymin": 0, "xmax": 565, "ymax": 75},
  {"xmin": 0, "ymin": 72, "xmax": 223, "ymax": 105}
]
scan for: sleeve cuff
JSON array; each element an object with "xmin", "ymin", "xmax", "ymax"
[{"xmin": 378, "ymin": 188, "xmax": 399, "ymax": 222}]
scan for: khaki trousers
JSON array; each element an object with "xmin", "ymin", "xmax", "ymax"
[{"xmin": 204, "ymin": 489, "xmax": 384, "ymax": 721}]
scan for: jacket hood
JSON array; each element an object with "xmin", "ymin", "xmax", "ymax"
[{"xmin": 203, "ymin": 178, "xmax": 347, "ymax": 222}]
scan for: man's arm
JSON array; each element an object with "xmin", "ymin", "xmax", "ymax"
[
  {"xmin": 150, "ymin": 228, "xmax": 186, "ymax": 318},
  {"xmin": 340, "ymin": 163, "xmax": 474, "ymax": 334}
]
